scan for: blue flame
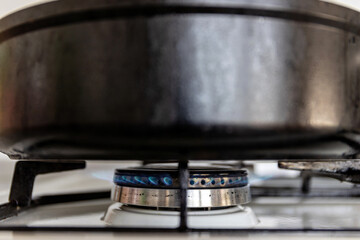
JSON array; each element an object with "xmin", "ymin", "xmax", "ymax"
[
  {"xmin": 249, "ymin": 175, "xmax": 274, "ymax": 184},
  {"xmin": 148, "ymin": 176, "xmax": 159, "ymax": 185},
  {"xmin": 91, "ymin": 170, "xmax": 114, "ymax": 182},
  {"xmin": 162, "ymin": 177, "xmax": 173, "ymax": 186},
  {"xmin": 231, "ymin": 177, "xmax": 248, "ymax": 185},
  {"xmin": 124, "ymin": 176, "xmax": 135, "ymax": 184},
  {"xmin": 134, "ymin": 176, "xmax": 147, "ymax": 185}
]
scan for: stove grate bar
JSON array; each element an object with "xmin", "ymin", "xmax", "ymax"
[{"xmin": 178, "ymin": 159, "xmax": 189, "ymax": 231}]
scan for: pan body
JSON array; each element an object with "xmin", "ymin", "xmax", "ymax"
[{"xmin": 0, "ymin": 0, "xmax": 359, "ymax": 159}]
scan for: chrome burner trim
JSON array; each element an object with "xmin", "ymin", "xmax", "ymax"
[{"xmin": 111, "ymin": 185, "xmax": 251, "ymax": 208}]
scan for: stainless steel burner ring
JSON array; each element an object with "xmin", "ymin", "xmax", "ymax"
[{"xmin": 111, "ymin": 185, "xmax": 251, "ymax": 208}]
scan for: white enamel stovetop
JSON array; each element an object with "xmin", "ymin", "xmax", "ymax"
[{"xmin": 1, "ymin": 155, "xmax": 360, "ymax": 239}]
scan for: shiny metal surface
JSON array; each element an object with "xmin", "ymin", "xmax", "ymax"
[
  {"xmin": 0, "ymin": 0, "xmax": 359, "ymax": 159},
  {"xmin": 111, "ymin": 185, "xmax": 251, "ymax": 208},
  {"xmin": 279, "ymin": 160, "xmax": 360, "ymax": 183}
]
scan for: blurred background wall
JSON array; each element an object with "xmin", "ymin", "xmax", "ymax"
[
  {"xmin": 0, "ymin": 0, "xmax": 51, "ymax": 18},
  {"xmin": 1, "ymin": 0, "xmax": 360, "ymax": 19}
]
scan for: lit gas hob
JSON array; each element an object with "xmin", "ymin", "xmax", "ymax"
[
  {"xmin": 1, "ymin": 160, "xmax": 360, "ymax": 232},
  {"xmin": 2, "ymin": 0, "xmax": 360, "ymax": 239},
  {"xmin": 111, "ymin": 166, "xmax": 250, "ymax": 207},
  {"xmin": 104, "ymin": 166, "xmax": 257, "ymax": 228}
]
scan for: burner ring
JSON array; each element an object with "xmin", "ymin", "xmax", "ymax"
[
  {"xmin": 111, "ymin": 185, "xmax": 251, "ymax": 208},
  {"xmin": 113, "ymin": 168, "xmax": 248, "ymax": 189}
]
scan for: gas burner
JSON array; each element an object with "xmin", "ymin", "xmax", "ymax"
[
  {"xmin": 111, "ymin": 166, "xmax": 250, "ymax": 208},
  {"xmin": 103, "ymin": 165, "xmax": 258, "ymax": 228}
]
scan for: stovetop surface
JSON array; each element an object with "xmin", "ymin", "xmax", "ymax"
[
  {"xmin": 1, "ymin": 155, "xmax": 360, "ymax": 239},
  {"xmin": 0, "ymin": 156, "xmax": 360, "ymax": 229}
]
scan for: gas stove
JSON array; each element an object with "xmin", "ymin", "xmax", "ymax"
[{"xmin": 2, "ymin": 0, "xmax": 360, "ymax": 239}]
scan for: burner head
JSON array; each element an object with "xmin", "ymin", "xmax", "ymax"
[
  {"xmin": 111, "ymin": 166, "xmax": 251, "ymax": 208},
  {"xmin": 113, "ymin": 167, "xmax": 248, "ymax": 189}
]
